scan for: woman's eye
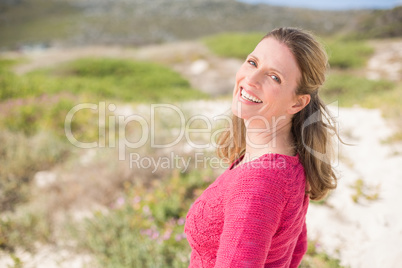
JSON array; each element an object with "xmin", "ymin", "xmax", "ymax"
[
  {"xmin": 270, "ymin": 75, "xmax": 281, "ymax": 83},
  {"xmin": 248, "ymin": 60, "xmax": 257, "ymax": 67}
]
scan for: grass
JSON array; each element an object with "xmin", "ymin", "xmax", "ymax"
[
  {"xmin": 300, "ymin": 240, "xmax": 344, "ymax": 268},
  {"xmin": 361, "ymin": 82, "xmax": 402, "ymax": 142},
  {"xmin": 362, "ymin": 82, "xmax": 402, "ymax": 117},
  {"xmin": 70, "ymin": 168, "xmax": 214, "ymax": 268},
  {"xmin": 203, "ymin": 32, "xmax": 264, "ymax": 60},
  {"xmin": 51, "ymin": 58, "xmax": 206, "ymax": 102},
  {"xmin": 0, "ymin": 130, "xmax": 68, "ymax": 212},
  {"xmin": 0, "ymin": 54, "xmax": 208, "ymax": 254},
  {"xmin": 321, "ymin": 74, "xmax": 402, "ymax": 142},
  {"xmin": 1, "ymin": 58, "xmax": 206, "ymax": 103},
  {"xmin": 0, "ymin": 57, "xmax": 207, "ymax": 142},
  {"xmin": 203, "ymin": 32, "xmax": 375, "ymax": 69},
  {"xmin": 324, "ymin": 39, "xmax": 374, "ymax": 69},
  {"xmin": 320, "ymin": 73, "xmax": 395, "ymax": 106},
  {"xmin": 0, "ymin": 91, "xmax": 112, "ymax": 145},
  {"xmin": 350, "ymin": 178, "xmax": 380, "ymax": 203},
  {"xmin": 0, "ymin": 207, "xmax": 53, "ymax": 253}
]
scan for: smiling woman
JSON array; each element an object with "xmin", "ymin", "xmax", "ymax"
[
  {"xmin": 232, "ymin": 37, "xmax": 306, "ymax": 132},
  {"xmin": 185, "ymin": 27, "xmax": 340, "ymax": 268}
]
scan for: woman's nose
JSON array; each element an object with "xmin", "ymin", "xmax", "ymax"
[{"xmin": 246, "ymin": 69, "xmax": 263, "ymax": 87}]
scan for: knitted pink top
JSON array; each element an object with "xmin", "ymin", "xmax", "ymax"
[{"xmin": 184, "ymin": 153, "xmax": 309, "ymax": 268}]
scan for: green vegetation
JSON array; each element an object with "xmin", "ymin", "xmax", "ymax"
[
  {"xmin": 72, "ymin": 169, "xmax": 212, "ymax": 268},
  {"xmin": 362, "ymin": 82, "xmax": 402, "ymax": 117},
  {"xmin": 0, "ymin": 52, "xmax": 209, "ymax": 264},
  {"xmin": 203, "ymin": 32, "xmax": 375, "ymax": 69},
  {"xmin": 0, "ymin": 207, "xmax": 53, "ymax": 252},
  {"xmin": 0, "ymin": 130, "xmax": 68, "ymax": 212},
  {"xmin": 0, "ymin": 58, "xmax": 22, "ymax": 71},
  {"xmin": 203, "ymin": 32, "xmax": 264, "ymax": 60},
  {"xmin": 0, "ymin": 56, "xmax": 205, "ymax": 255},
  {"xmin": 300, "ymin": 240, "xmax": 344, "ymax": 268},
  {"xmin": 1, "ymin": 58, "xmax": 205, "ymax": 103},
  {"xmin": 325, "ymin": 39, "xmax": 374, "ymax": 69},
  {"xmin": 349, "ymin": 6, "xmax": 402, "ymax": 39},
  {"xmin": 1, "ymin": 94, "xmax": 74, "ymax": 136},
  {"xmin": 350, "ymin": 178, "xmax": 380, "ymax": 203},
  {"xmin": 40, "ymin": 58, "xmax": 205, "ymax": 102},
  {"xmin": 362, "ymin": 82, "xmax": 402, "ymax": 142},
  {"xmin": 1, "ymin": 0, "xmax": 369, "ymax": 49},
  {"xmin": 0, "ymin": 57, "xmax": 205, "ymax": 141},
  {"xmin": 321, "ymin": 74, "xmax": 394, "ymax": 106}
]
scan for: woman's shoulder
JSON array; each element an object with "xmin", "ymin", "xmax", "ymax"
[
  {"xmin": 228, "ymin": 153, "xmax": 305, "ymax": 193},
  {"xmin": 236, "ymin": 153, "xmax": 302, "ymax": 175},
  {"xmin": 222, "ymin": 154, "xmax": 303, "ymax": 211}
]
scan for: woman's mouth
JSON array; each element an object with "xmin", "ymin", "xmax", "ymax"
[{"xmin": 240, "ymin": 88, "xmax": 262, "ymax": 103}]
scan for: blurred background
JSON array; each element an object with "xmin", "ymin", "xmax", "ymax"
[{"xmin": 0, "ymin": 0, "xmax": 402, "ymax": 267}]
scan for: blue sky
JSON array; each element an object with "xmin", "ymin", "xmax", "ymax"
[{"xmin": 238, "ymin": 0, "xmax": 402, "ymax": 10}]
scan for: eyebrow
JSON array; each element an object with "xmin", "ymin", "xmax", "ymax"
[{"xmin": 248, "ymin": 54, "xmax": 286, "ymax": 79}]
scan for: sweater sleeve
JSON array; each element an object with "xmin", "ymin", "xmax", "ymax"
[
  {"xmin": 214, "ymin": 170, "xmax": 288, "ymax": 268},
  {"xmin": 290, "ymin": 221, "xmax": 308, "ymax": 268}
]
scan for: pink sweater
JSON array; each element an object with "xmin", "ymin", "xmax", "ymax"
[{"xmin": 185, "ymin": 153, "xmax": 309, "ymax": 267}]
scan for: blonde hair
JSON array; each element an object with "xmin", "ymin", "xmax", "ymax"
[{"xmin": 217, "ymin": 27, "xmax": 338, "ymax": 200}]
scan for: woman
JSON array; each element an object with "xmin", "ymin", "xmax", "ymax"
[{"xmin": 185, "ymin": 27, "xmax": 338, "ymax": 267}]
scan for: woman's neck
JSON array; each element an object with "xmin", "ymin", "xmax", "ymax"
[{"xmin": 242, "ymin": 121, "xmax": 294, "ymax": 163}]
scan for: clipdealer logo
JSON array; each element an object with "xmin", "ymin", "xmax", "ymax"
[
  {"xmin": 64, "ymin": 101, "xmax": 339, "ymax": 166},
  {"xmin": 64, "ymin": 102, "xmax": 235, "ymax": 160}
]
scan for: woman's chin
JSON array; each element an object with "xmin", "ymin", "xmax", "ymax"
[{"xmin": 232, "ymin": 107, "xmax": 251, "ymax": 120}]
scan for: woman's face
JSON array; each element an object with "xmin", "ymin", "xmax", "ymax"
[{"xmin": 231, "ymin": 37, "xmax": 303, "ymax": 127}]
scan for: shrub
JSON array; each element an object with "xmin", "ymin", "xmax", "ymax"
[
  {"xmin": 0, "ymin": 208, "xmax": 53, "ymax": 252},
  {"xmin": 325, "ymin": 39, "xmax": 374, "ymax": 69},
  {"xmin": 0, "ymin": 130, "xmax": 68, "ymax": 211},
  {"xmin": 34, "ymin": 58, "xmax": 207, "ymax": 102},
  {"xmin": 203, "ymin": 32, "xmax": 264, "ymax": 60},
  {"xmin": 321, "ymin": 74, "xmax": 394, "ymax": 106},
  {"xmin": 1, "ymin": 57, "xmax": 206, "ymax": 103},
  {"xmin": 350, "ymin": 178, "xmax": 380, "ymax": 203},
  {"xmin": 0, "ymin": 58, "xmax": 20, "ymax": 71},
  {"xmin": 300, "ymin": 240, "xmax": 344, "ymax": 268},
  {"xmin": 0, "ymin": 93, "xmax": 105, "ymax": 143},
  {"xmin": 73, "ymin": 169, "xmax": 213, "ymax": 268},
  {"xmin": 350, "ymin": 6, "xmax": 402, "ymax": 39}
]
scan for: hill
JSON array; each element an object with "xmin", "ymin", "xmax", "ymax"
[
  {"xmin": 352, "ymin": 6, "xmax": 402, "ymax": 39},
  {"xmin": 0, "ymin": 0, "xmax": 371, "ymax": 50}
]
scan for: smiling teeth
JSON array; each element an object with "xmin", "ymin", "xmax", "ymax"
[{"xmin": 241, "ymin": 89, "xmax": 262, "ymax": 103}]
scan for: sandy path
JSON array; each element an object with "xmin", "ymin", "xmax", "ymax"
[
  {"xmin": 366, "ymin": 39, "xmax": 402, "ymax": 81},
  {"xmin": 307, "ymin": 106, "xmax": 402, "ymax": 268}
]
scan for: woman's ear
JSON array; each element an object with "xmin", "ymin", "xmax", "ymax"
[{"xmin": 288, "ymin": 94, "xmax": 311, "ymax": 115}]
